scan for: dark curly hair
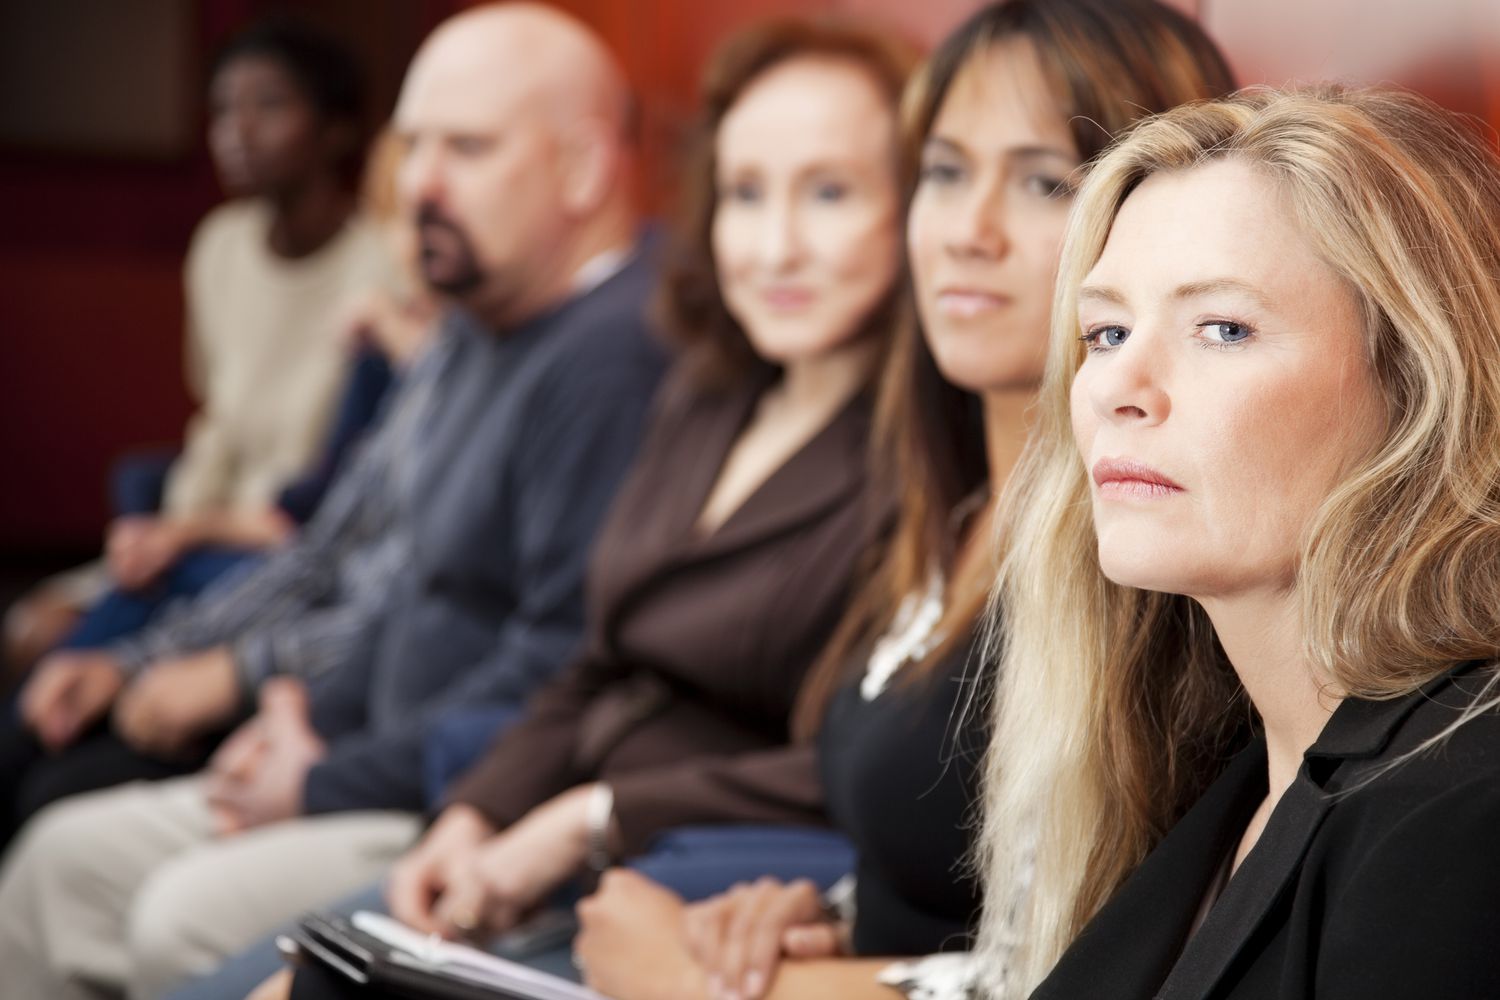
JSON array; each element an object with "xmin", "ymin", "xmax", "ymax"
[{"xmin": 210, "ymin": 16, "xmax": 366, "ymax": 127}]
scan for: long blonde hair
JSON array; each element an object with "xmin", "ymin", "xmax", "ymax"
[{"xmin": 978, "ymin": 86, "xmax": 1500, "ymax": 995}]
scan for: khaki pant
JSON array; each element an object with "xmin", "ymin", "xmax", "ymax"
[{"xmin": 0, "ymin": 776, "xmax": 420, "ymax": 1000}]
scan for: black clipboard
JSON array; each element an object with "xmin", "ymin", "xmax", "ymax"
[{"xmin": 289, "ymin": 913, "xmax": 591, "ymax": 1000}]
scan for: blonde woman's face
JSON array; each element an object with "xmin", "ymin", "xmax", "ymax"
[
  {"xmin": 1070, "ymin": 159, "xmax": 1383, "ymax": 600},
  {"xmin": 712, "ymin": 56, "xmax": 902, "ymax": 364},
  {"xmin": 907, "ymin": 40, "xmax": 1080, "ymax": 394}
]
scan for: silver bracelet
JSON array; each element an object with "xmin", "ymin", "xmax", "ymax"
[
  {"xmin": 584, "ymin": 783, "xmax": 615, "ymax": 873},
  {"xmin": 822, "ymin": 872, "xmax": 858, "ymax": 924}
]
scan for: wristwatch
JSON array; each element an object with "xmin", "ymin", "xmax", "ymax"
[{"xmin": 585, "ymin": 783, "xmax": 615, "ymax": 872}]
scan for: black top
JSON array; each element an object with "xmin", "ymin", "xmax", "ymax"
[
  {"xmin": 1032, "ymin": 660, "xmax": 1500, "ymax": 1000},
  {"xmin": 819, "ymin": 634, "xmax": 986, "ymax": 956}
]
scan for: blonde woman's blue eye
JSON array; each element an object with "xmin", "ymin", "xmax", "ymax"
[
  {"xmin": 1079, "ymin": 325, "xmax": 1129, "ymax": 351},
  {"xmin": 1199, "ymin": 321, "xmax": 1252, "ymax": 344}
]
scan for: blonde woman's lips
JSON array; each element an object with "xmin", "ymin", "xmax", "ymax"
[{"xmin": 1092, "ymin": 457, "xmax": 1185, "ymax": 499}]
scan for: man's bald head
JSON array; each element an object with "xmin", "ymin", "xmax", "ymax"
[
  {"xmin": 399, "ymin": 3, "xmax": 629, "ymax": 142},
  {"xmin": 393, "ymin": 3, "xmax": 635, "ymax": 328}
]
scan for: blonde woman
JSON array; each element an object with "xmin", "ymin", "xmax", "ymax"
[{"xmin": 981, "ymin": 87, "xmax": 1500, "ymax": 999}]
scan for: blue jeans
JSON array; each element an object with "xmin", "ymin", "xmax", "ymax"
[
  {"xmin": 422, "ymin": 707, "xmax": 522, "ymax": 812},
  {"xmin": 110, "ymin": 449, "xmax": 177, "ymax": 517},
  {"xmin": 165, "ymin": 825, "xmax": 855, "ymax": 999},
  {"xmin": 630, "ymin": 825, "xmax": 854, "ymax": 900},
  {"xmin": 59, "ymin": 548, "xmax": 261, "ymax": 651}
]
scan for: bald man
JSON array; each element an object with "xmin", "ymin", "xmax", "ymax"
[{"xmin": 0, "ymin": 6, "xmax": 667, "ymax": 999}]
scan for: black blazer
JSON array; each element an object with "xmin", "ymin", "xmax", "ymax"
[{"xmin": 1033, "ymin": 661, "xmax": 1500, "ymax": 1000}]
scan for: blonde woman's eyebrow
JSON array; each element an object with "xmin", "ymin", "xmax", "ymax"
[
  {"xmin": 1078, "ymin": 279, "xmax": 1275, "ymax": 311},
  {"xmin": 1078, "ymin": 284, "xmax": 1126, "ymax": 307},
  {"xmin": 1171, "ymin": 278, "xmax": 1275, "ymax": 311}
]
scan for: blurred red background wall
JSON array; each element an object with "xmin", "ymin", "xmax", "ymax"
[{"xmin": 2, "ymin": 0, "xmax": 1497, "ymax": 553}]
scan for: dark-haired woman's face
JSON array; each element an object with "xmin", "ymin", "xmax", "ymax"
[
  {"xmin": 209, "ymin": 54, "xmax": 329, "ymax": 197},
  {"xmin": 712, "ymin": 56, "xmax": 901, "ymax": 365},
  {"xmin": 908, "ymin": 40, "xmax": 1079, "ymax": 395}
]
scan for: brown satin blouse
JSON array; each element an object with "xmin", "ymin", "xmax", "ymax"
[{"xmin": 446, "ymin": 364, "xmax": 889, "ymax": 853}]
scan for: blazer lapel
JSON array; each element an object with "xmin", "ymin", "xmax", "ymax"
[
  {"xmin": 1156, "ymin": 667, "xmax": 1467, "ymax": 1000},
  {"xmin": 1034, "ymin": 665, "xmax": 1479, "ymax": 1000},
  {"xmin": 1155, "ymin": 771, "xmax": 1333, "ymax": 1000},
  {"xmin": 1032, "ymin": 747, "xmax": 1265, "ymax": 1000},
  {"xmin": 588, "ymin": 379, "xmax": 759, "ymax": 645},
  {"xmin": 685, "ymin": 390, "xmax": 873, "ymax": 563},
  {"xmin": 599, "ymin": 389, "xmax": 874, "ymax": 647},
  {"xmin": 640, "ymin": 380, "xmax": 759, "ymax": 567}
]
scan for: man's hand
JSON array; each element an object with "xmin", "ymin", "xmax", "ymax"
[
  {"xmin": 682, "ymin": 877, "xmax": 847, "ymax": 1000},
  {"xmin": 431, "ymin": 784, "xmax": 597, "ymax": 940},
  {"xmin": 203, "ymin": 715, "xmax": 269, "ymax": 834},
  {"xmin": 574, "ymin": 869, "xmax": 709, "ymax": 1000},
  {"xmin": 340, "ymin": 287, "xmax": 437, "ymax": 367},
  {"xmin": 106, "ymin": 516, "xmax": 188, "ymax": 591},
  {"xmin": 387, "ymin": 803, "xmax": 497, "ymax": 934},
  {"xmin": 20, "ymin": 650, "xmax": 126, "ymax": 751},
  {"xmin": 112, "ymin": 646, "xmax": 241, "ymax": 758},
  {"xmin": 204, "ymin": 678, "xmax": 326, "ymax": 834}
]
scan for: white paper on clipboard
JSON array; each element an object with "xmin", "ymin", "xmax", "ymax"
[{"xmin": 350, "ymin": 911, "xmax": 610, "ymax": 1000}]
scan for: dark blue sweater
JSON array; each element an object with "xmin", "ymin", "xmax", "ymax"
[{"xmin": 301, "ymin": 243, "xmax": 668, "ymax": 814}]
